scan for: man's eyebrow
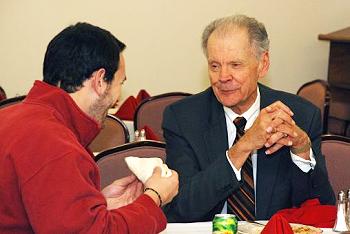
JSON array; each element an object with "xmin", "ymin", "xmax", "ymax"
[{"xmin": 208, "ymin": 59, "xmax": 219, "ymax": 63}]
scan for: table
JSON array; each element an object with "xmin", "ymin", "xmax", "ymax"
[{"xmin": 161, "ymin": 221, "xmax": 336, "ymax": 233}]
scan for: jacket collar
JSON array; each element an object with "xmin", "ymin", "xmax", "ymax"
[
  {"xmin": 203, "ymin": 88, "xmax": 229, "ymax": 163},
  {"xmin": 24, "ymin": 80, "xmax": 100, "ymax": 147},
  {"xmin": 259, "ymin": 83, "xmax": 278, "ymax": 109}
]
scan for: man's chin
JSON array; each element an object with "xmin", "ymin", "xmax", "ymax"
[
  {"xmin": 215, "ymin": 93, "xmax": 240, "ymax": 107},
  {"xmin": 222, "ymin": 101, "xmax": 239, "ymax": 108}
]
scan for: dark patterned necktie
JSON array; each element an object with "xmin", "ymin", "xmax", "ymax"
[{"xmin": 227, "ymin": 117, "xmax": 256, "ymax": 221}]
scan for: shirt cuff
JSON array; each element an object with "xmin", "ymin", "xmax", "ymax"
[
  {"xmin": 290, "ymin": 149, "xmax": 316, "ymax": 173},
  {"xmin": 226, "ymin": 150, "xmax": 242, "ymax": 181}
]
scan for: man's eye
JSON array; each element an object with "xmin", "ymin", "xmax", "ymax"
[
  {"xmin": 231, "ymin": 63, "xmax": 241, "ymax": 68},
  {"xmin": 210, "ymin": 64, "xmax": 220, "ymax": 71}
]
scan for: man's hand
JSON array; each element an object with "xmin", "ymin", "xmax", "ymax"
[
  {"xmin": 228, "ymin": 101, "xmax": 295, "ymax": 169},
  {"xmin": 102, "ymin": 174, "xmax": 143, "ymax": 210},
  {"xmin": 228, "ymin": 101, "xmax": 312, "ymax": 167},
  {"xmin": 244, "ymin": 101, "xmax": 295, "ymax": 151},
  {"xmin": 144, "ymin": 167, "xmax": 179, "ymax": 207},
  {"xmin": 266, "ymin": 122, "xmax": 311, "ymax": 159},
  {"xmin": 261, "ymin": 102, "xmax": 311, "ymax": 159}
]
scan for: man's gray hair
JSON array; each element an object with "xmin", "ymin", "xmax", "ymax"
[{"xmin": 201, "ymin": 14, "xmax": 270, "ymax": 58}]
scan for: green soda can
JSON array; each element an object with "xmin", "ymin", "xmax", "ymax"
[{"xmin": 212, "ymin": 214, "xmax": 238, "ymax": 234}]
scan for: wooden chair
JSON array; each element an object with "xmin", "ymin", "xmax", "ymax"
[
  {"xmin": 321, "ymin": 134, "xmax": 350, "ymax": 195},
  {"xmin": 95, "ymin": 140, "xmax": 166, "ymax": 189},
  {"xmin": 297, "ymin": 79, "xmax": 330, "ymax": 134},
  {"xmin": 0, "ymin": 95, "xmax": 26, "ymax": 109},
  {"xmin": 89, "ymin": 114, "xmax": 129, "ymax": 153},
  {"xmin": 133, "ymin": 92, "xmax": 191, "ymax": 141}
]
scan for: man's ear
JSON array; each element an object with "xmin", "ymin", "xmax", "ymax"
[
  {"xmin": 257, "ymin": 51, "xmax": 270, "ymax": 79},
  {"xmin": 90, "ymin": 68, "xmax": 107, "ymax": 96}
]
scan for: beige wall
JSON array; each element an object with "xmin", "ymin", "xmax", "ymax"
[{"xmin": 1, "ymin": 0, "xmax": 349, "ymax": 101}]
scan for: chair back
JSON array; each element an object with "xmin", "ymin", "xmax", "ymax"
[
  {"xmin": 297, "ymin": 80, "xmax": 330, "ymax": 133},
  {"xmin": 95, "ymin": 140, "xmax": 166, "ymax": 189},
  {"xmin": 89, "ymin": 114, "xmax": 129, "ymax": 153},
  {"xmin": 0, "ymin": 95, "xmax": 26, "ymax": 109},
  {"xmin": 0, "ymin": 86, "xmax": 6, "ymax": 102},
  {"xmin": 321, "ymin": 134, "xmax": 350, "ymax": 194},
  {"xmin": 134, "ymin": 92, "xmax": 191, "ymax": 141}
]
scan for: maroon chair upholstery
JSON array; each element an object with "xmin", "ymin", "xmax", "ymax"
[
  {"xmin": 133, "ymin": 92, "xmax": 191, "ymax": 141},
  {"xmin": 89, "ymin": 114, "xmax": 129, "ymax": 153},
  {"xmin": 0, "ymin": 86, "xmax": 6, "ymax": 102},
  {"xmin": 94, "ymin": 140, "xmax": 166, "ymax": 189},
  {"xmin": 297, "ymin": 79, "xmax": 330, "ymax": 134},
  {"xmin": 321, "ymin": 134, "xmax": 350, "ymax": 194},
  {"xmin": 0, "ymin": 95, "xmax": 26, "ymax": 109}
]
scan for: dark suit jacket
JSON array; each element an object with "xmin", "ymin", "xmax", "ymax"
[{"xmin": 162, "ymin": 84, "xmax": 335, "ymax": 222}]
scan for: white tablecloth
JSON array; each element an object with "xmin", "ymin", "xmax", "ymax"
[{"xmin": 161, "ymin": 221, "xmax": 336, "ymax": 233}]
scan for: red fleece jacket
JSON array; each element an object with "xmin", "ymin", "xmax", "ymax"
[{"xmin": 0, "ymin": 81, "xmax": 166, "ymax": 234}]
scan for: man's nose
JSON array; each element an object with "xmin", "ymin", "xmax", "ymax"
[{"xmin": 219, "ymin": 66, "xmax": 232, "ymax": 82}]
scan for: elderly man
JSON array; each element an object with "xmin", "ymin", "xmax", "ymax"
[
  {"xmin": 0, "ymin": 23, "xmax": 178, "ymax": 233},
  {"xmin": 162, "ymin": 15, "xmax": 334, "ymax": 222}
]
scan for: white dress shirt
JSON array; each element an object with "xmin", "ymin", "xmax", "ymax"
[{"xmin": 221, "ymin": 88, "xmax": 316, "ymax": 213}]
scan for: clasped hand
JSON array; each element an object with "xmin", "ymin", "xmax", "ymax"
[{"xmin": 243, "ymin": 101, "xmax": 310, "ymax": 158}]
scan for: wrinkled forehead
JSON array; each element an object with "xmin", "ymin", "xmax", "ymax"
[
  {"xmin": 208, "ymin": 26, "xmax": 260, "ymax": 59},
  {"xmin": 207, "ymin": 27, "xmax": 252, "ymax": 53}
]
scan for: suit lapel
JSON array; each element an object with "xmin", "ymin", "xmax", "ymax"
[
  {"xmin": 256, "ymin": 149, "xmax": 283, "ymax": 218},
  {"xmin": 256, "ymin": 84, "xmax": 283, "ymax": 219},
  {"xmin": 203, "ymin": 90, "xmax": 228, "ymax": 163}
]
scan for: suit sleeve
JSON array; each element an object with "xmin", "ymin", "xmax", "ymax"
[
  {"xmin": 162, "ymin": 106, "xmax": 240, "ymax": 222},
  {"xmin": 290, "ymin": 106, "xmax": 335, "ymax": 206}
]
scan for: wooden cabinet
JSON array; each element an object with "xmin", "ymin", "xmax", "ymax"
[{"xmin": 319, "ymin": 27, "xmax": 350, "ymax": 136}]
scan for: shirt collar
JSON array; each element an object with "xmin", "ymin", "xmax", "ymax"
[{"xmin": 24, "ymin": 80, "xmax": 101, "ymax": 147}]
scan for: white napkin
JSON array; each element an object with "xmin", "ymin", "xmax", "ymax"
[{"xmin": 124, "ymin": 156, "xmax": 172, "ymax": 183}]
